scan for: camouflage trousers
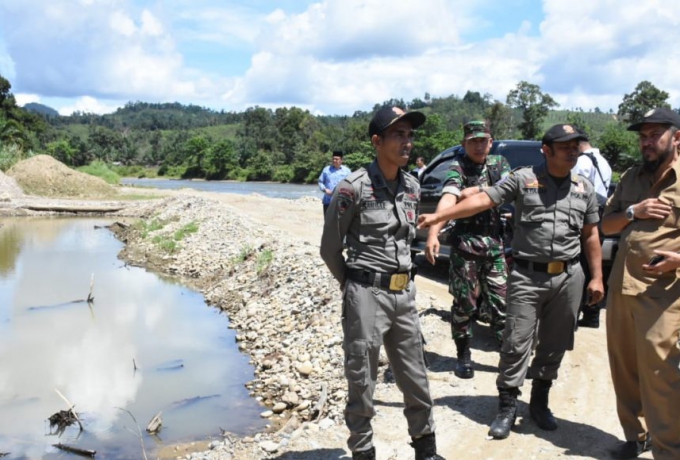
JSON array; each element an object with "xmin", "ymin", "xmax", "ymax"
[{"xmin": 448, "ymin": 250, "xmax": 507, "ymax": 341}]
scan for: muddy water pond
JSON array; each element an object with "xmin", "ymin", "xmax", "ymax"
[{"xmin": 0, "ymin": 217, "xmax": 265, "ymax": 459}]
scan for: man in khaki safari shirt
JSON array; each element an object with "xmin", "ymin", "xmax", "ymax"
[{"xmin": 601, "ymin": 107, "xmax": 680, "ymax": 460}]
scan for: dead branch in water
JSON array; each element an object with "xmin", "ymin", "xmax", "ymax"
[
  {"xmin": 52, "ymin": 443, "xmax": 96, "ymax": 457},
  {"xmin": 20, "ymin": 204, "xmax": 124, "ymax": 213},
  {"xmin": 87, "ymin": 273, "xmax": 94, "ymax": 303},
  {"xmin": 54, "ymin": 389, "xmax": 83, "ymax": 432},
  {"xmin": 28, "ymin": 275, "xmax": 95, "ymax": 311},
  {"xmin": 117, "ymin": 408, "xmax": 149, "ymax": 460},
  {"xmin": 146, "ymin": 411, "xmax": 162, "ymax": 434}
]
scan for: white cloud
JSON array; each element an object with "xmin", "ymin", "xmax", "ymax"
[
  {"xmin": 2, "ymin": 0, "xmax": 680, "ymax": 115},
  {"xmin": 14, "ymin": 93, "xmax": 41, "ymax": 106},
  {"xmin": 109, "ymin": 10, "xmax": 137, "ymax": 37},
  {"xmin": 140, "ymin": 9, "xmax": 163, "ymax": 37},
  {"xmin": 58, "ymin": 96, "xmax": 122, "ymax": 115}
]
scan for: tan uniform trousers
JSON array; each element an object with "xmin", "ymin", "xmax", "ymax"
[
  {"xmin": 341, "ymin": 277, "xmax": 435, "ymax": 452},
  {"xmin": 607, "ymin": 290, "xmax": 680, "ymax": 460}
]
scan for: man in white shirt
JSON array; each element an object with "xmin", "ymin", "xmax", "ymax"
[
  {"xmin": 573, "ymin": 131, "xmax": 613, "ymax": 328},
  {"xmin": 573, "ymin": 132, "xmax": 612, "ymax": 207}
]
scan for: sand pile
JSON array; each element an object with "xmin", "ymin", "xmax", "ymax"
[
  {"xmin": 0, "ymin": 169, "xmax": 24, "ymax": 199},
  {"xmin": 7, "ymin": 155, "xmax": 116, "ymax": 198}
]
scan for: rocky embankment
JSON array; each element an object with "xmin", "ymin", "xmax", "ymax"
[{"xmin": 112, "ymin": 193, "xmax": 406, "ymax": 459}]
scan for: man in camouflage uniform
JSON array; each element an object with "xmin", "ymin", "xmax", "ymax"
[{"xmin": 425, "ymin": 121, "xmax": 510, "ymax": 379}]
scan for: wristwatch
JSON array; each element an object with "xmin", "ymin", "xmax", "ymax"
[{"xmin": 625, "ymin": 205, "xmax": 636, "ymax": 221}]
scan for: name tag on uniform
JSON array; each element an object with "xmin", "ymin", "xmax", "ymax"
[{"xmin": 364, "ymin": 201, "xmax": 387, "ymax": 210}]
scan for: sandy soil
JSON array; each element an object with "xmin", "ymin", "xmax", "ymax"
[{"xmin": 180, "ymin": 190, "xmax": 644, "ymax": 460}]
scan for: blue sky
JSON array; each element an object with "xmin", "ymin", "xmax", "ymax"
[{"xmin": 0, "ymin": 0, "xmax": 678, "ymax": 116}]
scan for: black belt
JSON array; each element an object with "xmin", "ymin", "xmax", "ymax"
[
  {"xmin": 346, "ymin": 268, "xmax": 413, "ymax": 291},
  {"xmin": 513, "ymin": 256, "xmax": 580, "ymax": 275}
]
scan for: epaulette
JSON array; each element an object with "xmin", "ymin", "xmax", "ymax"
[
  {"xmin": 344, "ymin": 167, "xmax": 367, "ymax": 184},
  {"xmin": 403, "ymin": 170, "xmax": 420, "ymax": 187},
  {"xmin": 511, "ymin": 165, "xmax": 531, "ymax": 173}
]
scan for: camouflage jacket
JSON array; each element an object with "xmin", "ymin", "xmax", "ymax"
[{"xmin": 442, "ymin": 154, "xmax": 511, "ymax": 257}]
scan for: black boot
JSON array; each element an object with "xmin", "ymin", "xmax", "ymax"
[
  {"xmin": 454, "ymin": 337, "xmax": 474, "ymax": 379},
  {"xmin": 410, "ymin": 433, "xmax": 445, "ymax": 460},
  {"xmin": 488, "ymin": 387, "xmax": 520, "ymax": 439},
  {"xmin": 577, "ymin": 306, "xmax": 600, "ymax": 328},
  {"xmin": 529, "ymin": 379, "xmax": 558, "ymax": 430},
  {"xmin": 609, "ymin": 434, "xmax": 652, "ymax": 459},
  {"xmin": 352, "ymin": 447, "xmax": 376, "ymax": 460}
]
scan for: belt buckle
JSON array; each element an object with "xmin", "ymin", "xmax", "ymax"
[
  {"xmin": 547, "ymin": 261, "xmax": 564, "ymax": 275},
  {"xmin": 389, "ymin": 273, "xmax": 409, "ymax": 291}
]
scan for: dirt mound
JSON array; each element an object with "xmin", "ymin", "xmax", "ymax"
[
  {"xmin": 7, "ymin": 155, "xmax": 117, "ymax": 198},
  {"xmin": 0, "ymin": 169, "xmax": 24, "ymax": 199}
]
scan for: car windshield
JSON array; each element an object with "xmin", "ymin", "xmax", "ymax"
[{"xmin": 495, "ymin": 144, "xmax": 544, "ymax": 169}]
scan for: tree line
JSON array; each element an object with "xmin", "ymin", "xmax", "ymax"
[{"xmin": 0, "ymin": 73, "xmax": 676, "ymax": 182}]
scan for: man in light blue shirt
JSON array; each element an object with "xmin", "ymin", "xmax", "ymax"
[{"xmin": 318, "ymin": 151, "xmax": 351, "ymax": 218}]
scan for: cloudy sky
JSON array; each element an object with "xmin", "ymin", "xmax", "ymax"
[{"xmin": 0, "ymin": 0, "xmax": 678, "ymax": 116}]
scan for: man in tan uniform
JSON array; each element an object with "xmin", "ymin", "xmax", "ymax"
[
  {"xmin": 320, "ymin": 107, "xmax": 445, "ymax": 460},
  {"xmin": 602, "ymin": 107, "xmax": 680, "ymax": 460},
  {"xmin": 419, "ymin": 124, "xmax": 604, "ymax": 440}
]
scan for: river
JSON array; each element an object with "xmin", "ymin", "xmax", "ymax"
[
  {"xmin": 121, "ymin": 178, "xmax": 319, "ymax": 200},
  {"xmin": 0, "ymin": 217, "xmax": 264, "ymax": 459}
]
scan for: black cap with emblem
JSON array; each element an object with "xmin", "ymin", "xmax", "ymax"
[
  {"xmin": 541, "ymin": 124, "xmax": 588, "ymax": 145},
  {"xmin": 627, "ymin": 107, "xmax": 680, "ymax": 131},
  {"xmin": 368, "ymin": 106, "xmax": 426, "ymax": 137}
]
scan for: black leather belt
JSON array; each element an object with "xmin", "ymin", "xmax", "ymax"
[
  {"xmin": 346, "ymin": 268, "xmax": 412, "ymax": 291},
  {"xmin": 513, "ymin": 256, "xmax": 580, "ymax": 275}
]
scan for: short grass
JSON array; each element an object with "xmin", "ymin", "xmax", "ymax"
[{"xmin": 77, "ymin": 160, "xmax": 121, "ymax": 185}]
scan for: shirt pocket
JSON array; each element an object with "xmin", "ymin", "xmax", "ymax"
[
  {"xmin": 359, "ymin": 206, "xmax": 390, "ymax": 243},
  {"xmin": 661, "ymin": 205, "xmax": 680, "ymax": 228},
  {"xmin": 518, "ymin": 194, "xmax": 545, "ymax": 224},
  {"xmin": 569, "ymin": 199, "xmax": 587, "ymax": 229},
  {"xmin": 619, "ymin": 188, "xmax": 641, "ymax": 210}
]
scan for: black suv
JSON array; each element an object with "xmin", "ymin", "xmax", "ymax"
[{"xmin": 413, "ymin": 140, "xmax": 544, "ymax": 257}]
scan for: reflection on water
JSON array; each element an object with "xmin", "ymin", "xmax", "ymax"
[{"xmin": 0, "ymin": 218, "xmax": 264, "ymax": 459}]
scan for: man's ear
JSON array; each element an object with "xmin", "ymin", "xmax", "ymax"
[
  {"xmin": 541, "ymin": 144, "xmax": 550, "ymax": 156},
  {"xmin": 371, "ymin": 134, "xmax": 380, "ymax": 149},
  {"xmin": 673, "ymin": 129, "xmax": 680, "ymax": 146}
]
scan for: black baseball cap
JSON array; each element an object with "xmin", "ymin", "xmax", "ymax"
[
  {"xmin": 627, "ymin": 107, "xmax": 680, "ymax": 131},
  {"xmin": 368, "ymin": 107, "xmax": 426, "ymax": 137},
  {"xmin": 542, "ymin": 124, "xmax": 588, "ymax": 145}
]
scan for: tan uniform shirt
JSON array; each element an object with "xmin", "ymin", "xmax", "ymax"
[
  {"xmin": 604, "ymin": 159, "xmax": 680, "ymax": 296},
  {"xmin": 320, "ymin": 161, "xmax": 419, "ymax": 285},
  {"xmin": 485, "ymin": 162, "xmax": 599, "ymax": 263}
]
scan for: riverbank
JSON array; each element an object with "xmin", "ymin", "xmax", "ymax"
[{"xmin": 0, "ymin": 166, "xmax": 641, "ymax": 460}]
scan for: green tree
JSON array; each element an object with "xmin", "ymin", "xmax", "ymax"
[
  {"xmin": 506, "ymin": 81, "xmax": 558, "ymax": 140},
  {"xmin": 597, "ymin": 122, "xmax": 639, "ymax": 171},
  {"xmin": 617, "ymin": 81, "xmax": 670, "ymax": 124},
  {"xmin": 204, "ymin": 139, "xmax": 238, "ymax": 179},
  {"xmin": 485, "ymin": 102, "xmax": 516, "ymax": 139},
  {"xmin": 565, "ymin": 112, "xmax": 592, "ymax": 137},
  {"xmin": 414, "ymin": 113, "xmax": 459, "ymax": 161},
  {"xmin": 182, "ymin": 135, "xmax": 212, "ymax": 178},
  {"xmin": 45, "ymin": 139, "xmax": 76, "ymax": 165},
  {"xmin": 0, "ymin": 75, "xmax": 17, "ymax": 114}
]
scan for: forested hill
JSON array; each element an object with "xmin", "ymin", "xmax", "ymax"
[
  {"xmin": 2, "ymin": 73, "xmax": 676, "ymax": 183},
  {"xmin": 52, "ymin": 101, "xmax": 245, "ymax": 131}
]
